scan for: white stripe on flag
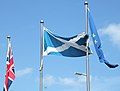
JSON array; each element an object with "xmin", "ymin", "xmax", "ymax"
[{"xmin": 43, "ymin": 30, "xmax": 88, "ymax": 56}]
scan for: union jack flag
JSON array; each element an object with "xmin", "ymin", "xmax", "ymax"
[{"xmin": 3, "ymin": 37, "xmax": 15, "ymax": 91}]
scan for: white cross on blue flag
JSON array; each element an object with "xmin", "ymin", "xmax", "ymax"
[{"xmin": 43, "ymin": 27, "xmax": 91, "ymax": 57}]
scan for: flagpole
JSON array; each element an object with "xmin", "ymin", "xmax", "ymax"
[
  {"xmin": 84, "ymin": 1, "xmax": 90, "ymax": 91},
  {"xmin": 40, "ymin": 20, "xmax": 44, "ymax": 91},
  {"xmin": 7, "ymin": 36, "xmax": 11, "ymax": 62}
]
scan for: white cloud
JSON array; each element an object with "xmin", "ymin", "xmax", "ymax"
[
  {"xmin": 58, "ymin": 77, "xmax": 79, "ymax": 87},
  {"xmin": 44, "ymin": 75, "xmax": 86, "ymax": 91},
  {"xmin": 44, "ymin": 75, "xmax": 86, "ymax": 86},
  {"xmin": 16, "ymin": 67, "xmax": 33, "ymax": 77},
  {"xmin": 43, "ymin": 74, "xmax": 120, "ymax": 91},
  {"xmin": 44, "ymin": 75, "xmax": 56, "ymax": 86},
  {"xmin": 99, "ymin": 23, "xmax": 120, "ymax": 46},
  {"xmin": 91, "ymin": 76, "xmax": 120, "ymax": 91}
]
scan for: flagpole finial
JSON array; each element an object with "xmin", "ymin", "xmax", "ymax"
[
  {"xmin": 7, "ymin": 36, "xmax": 11, "ymax": 40},
  {"xmin": 40, "ymin": 20, "xmax": 44, "ymax": 23},
  {"xmin": 84, "ymin": 1, "xmax": 88, "ymax": 5}
]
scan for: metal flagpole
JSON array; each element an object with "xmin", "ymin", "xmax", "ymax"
[
  {"xmin": 84, "ymin": 1, "xmax": 90, "ymax": 91},
  {"xmin": 40, "ymin": 20, "xmax": 44, "ymax": 91},
  {"xmin": 7, "ymin": 36, "xmax": 11, "ymax": 65}
]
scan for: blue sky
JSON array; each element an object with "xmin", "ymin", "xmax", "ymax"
[{"xmin": 0, "ymin": 0, "xmax": 120, "ymax": 91}]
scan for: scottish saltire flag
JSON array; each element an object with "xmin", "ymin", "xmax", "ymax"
[
  {"xmin": 88, "ymin": 9, "xmax": 118, "ymax": 68},
  {"xmin": 43, "ymin": 27, "xmax": 91, "ymax": 57},
  {"xmin": 3, "ymin": 38, "xmax": 15, "ymax": 91}
]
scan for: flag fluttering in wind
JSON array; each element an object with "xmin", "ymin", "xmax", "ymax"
[
  {"xmin": 43, "ymin": 27, "xmax": 91, "ymax": 57},
  {"xmin": 3, "ymin": 37, "xmax": 15, "ymax": 91},
  {"xmin": 88, "ymin": 9, "xmax": 119, "ymax": 68}
]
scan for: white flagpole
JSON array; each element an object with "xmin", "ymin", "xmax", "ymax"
[
  {"xmin": 7, "ymin": 36, "xmax": 11, "ymax": 61},
  {"xmin": 84, "ymin": 1, "xmax": 90, "ymax": 91},
  {"xmin": 40, "ymin": 20, "xmax": 44, "ymax": 91}
]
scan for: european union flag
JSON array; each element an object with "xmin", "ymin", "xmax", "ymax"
[
  {"xmin": 88, "ymin": 10, "xmax": 118, "ymax": 68},
  {"xmin": 43, "ymin": 27, "xmax": 91, "ymax": 57}
]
